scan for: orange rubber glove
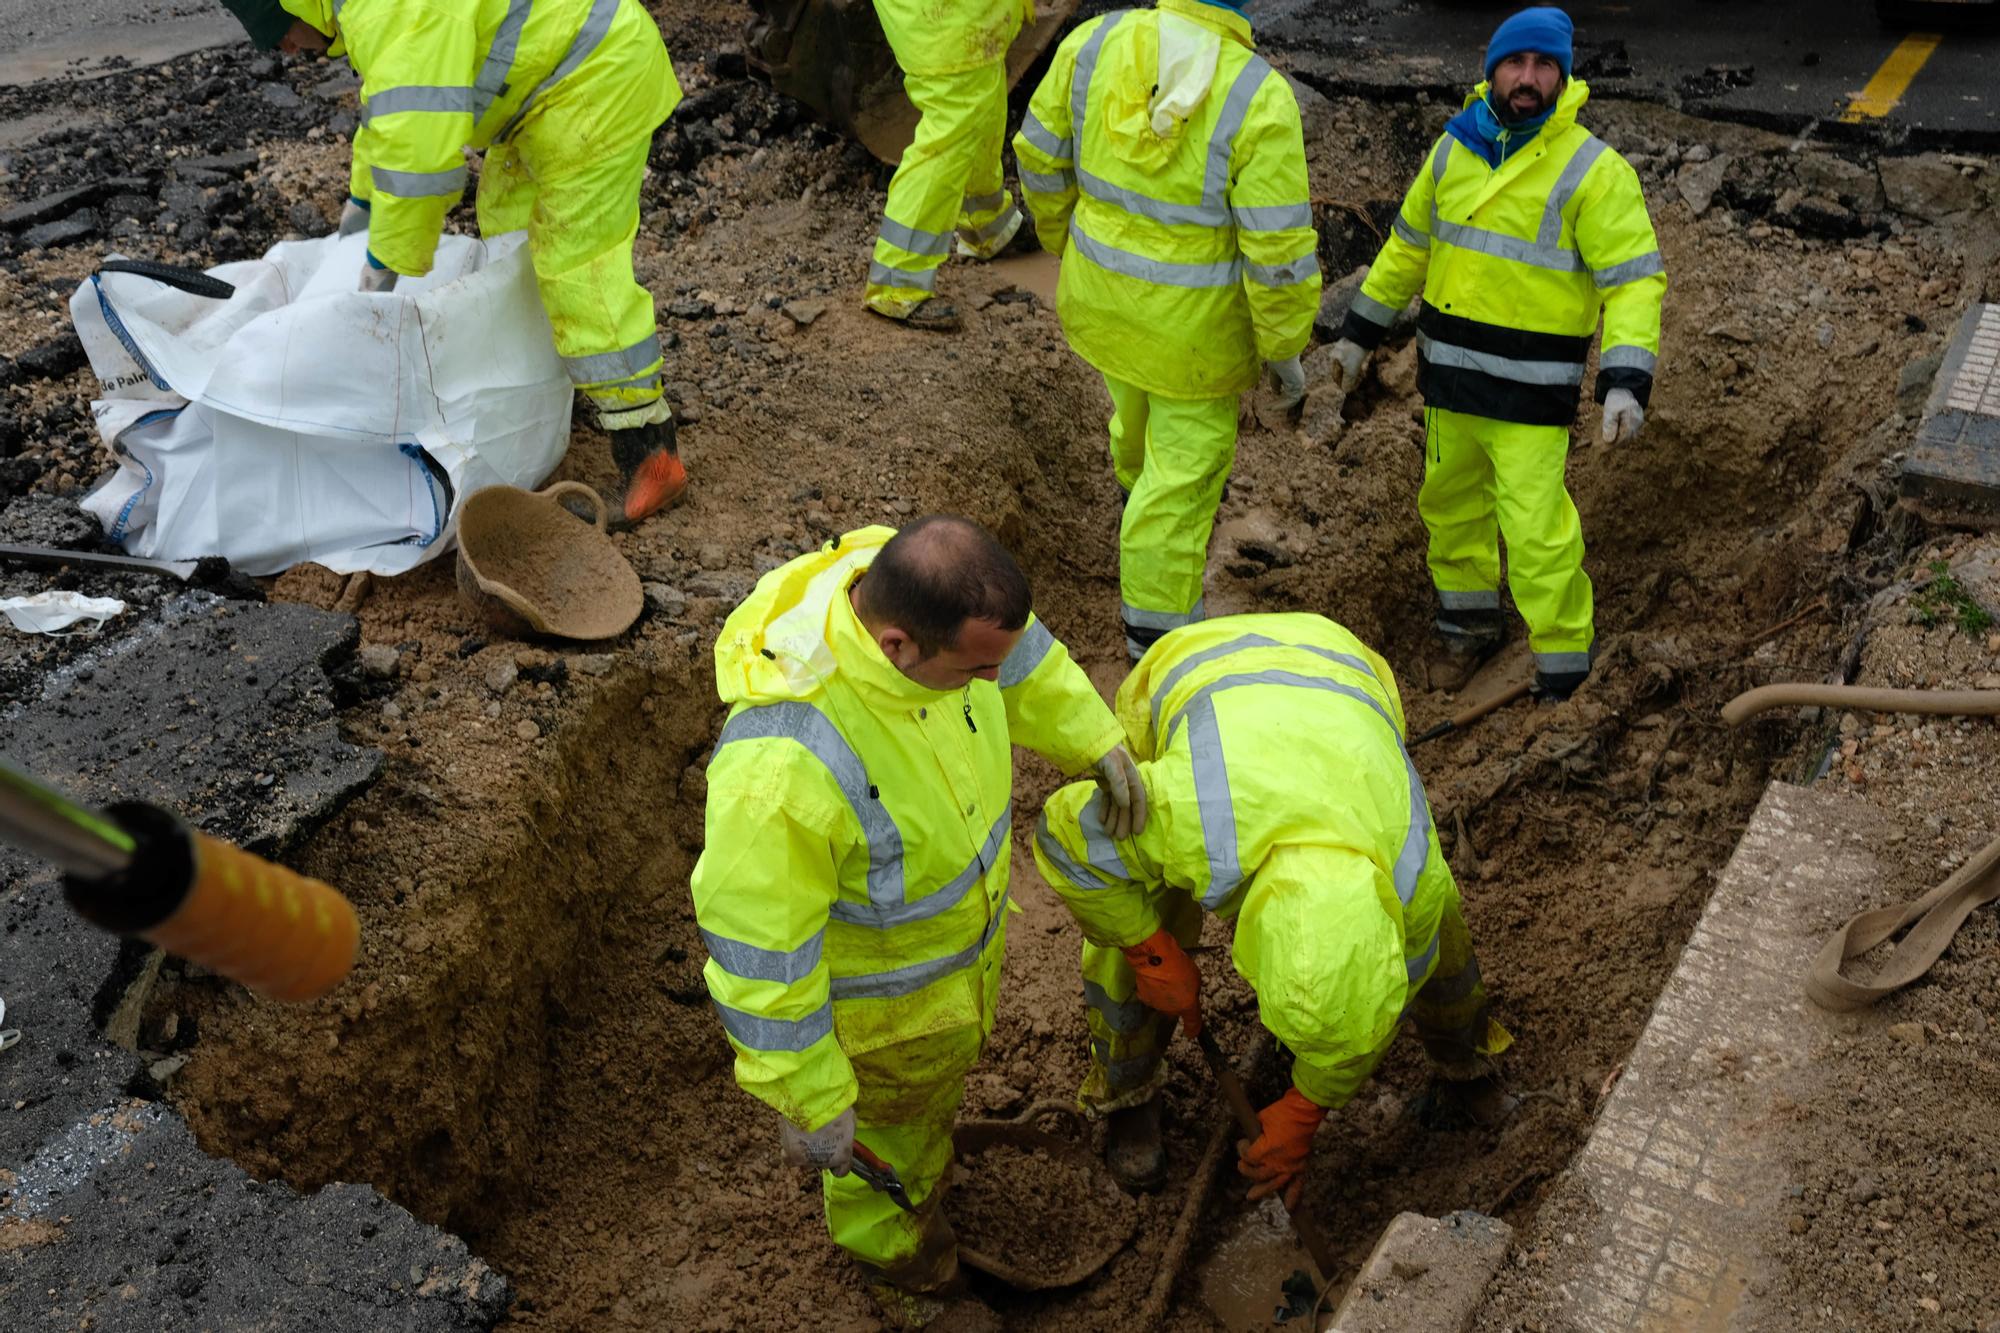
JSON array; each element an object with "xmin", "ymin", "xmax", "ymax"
[
  {"xmin": 1119, "ymin": 927, "xmax": 1202, "ymax": 1039},
  {"xmin": 1236, "ymin": 1087, "xmax": 1328, "ymax": 1210}
]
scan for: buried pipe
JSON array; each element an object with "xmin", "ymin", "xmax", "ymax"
[{"xmin": 1721, "ymin": 682, "xmax": 2000, "ymax": 728}]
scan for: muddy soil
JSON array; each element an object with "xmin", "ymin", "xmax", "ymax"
[
  {"xmin": 1, "ymin": 2, "xmax": 1993, "ymax": 1328},
  {"xmin": 949, "ymin": 1138, "xmax": 1123, "ymax": 1281}
]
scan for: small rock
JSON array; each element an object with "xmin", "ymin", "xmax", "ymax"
[
  {"xmin": 781, "ymin": 299, "xmax": 827, "ymax": 328},
  {"xmin": 22, "ymin": 212, "xmax": 98, "ymax": 249},
  {"xmin": 644, "ymin": 581, "xmax": 688, "ymax": 618},
  {"xmin": 358, "ymin": 644, "xmax": 401, "ymax": 679},
  {"xmin": 1390, "ymin": 1257, "xmax": 1430, "ymax": 1281},
  {"xmin": 1979, "ymin": 674, "xmax": 2000, "ymax": 690},
  {"xmin": 259, "ymin": 82, "xmax": 305, "ymax": 110},
  {"xmin": 515, "ymin": 720, "xmax": 542, "ymax": 741},
  {"xmin": 697, "ymin": 543, "xmax": 728, "ymax": 571},
  {"xmin": 573, "ymin": 654, "xmax": 613, "ymax": 677},
  {"xmin": 484, "ymin": 661, "xmax": 519, "ymax": 695},
  {"xmin": 380, "ymin": 701, "xmax": 403, "ymax": 721},
  {"xmin": 1849, "ymin": 1175, "xmax": 1883, "ymax": 1205},
  {"xmin": 1919, "ymin": 1297, "xmax": 1941, "ymax": 1314},
  {"xmin": 1787, "ymin": 1214, "xmax": 1808, "ymax": 1235},
  {"xmin": 1887, "ymin": 1021, "xmax": 1926, "ymax": 1049}
]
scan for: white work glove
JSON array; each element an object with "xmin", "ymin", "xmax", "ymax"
[
  {"xmin": 1599, "ymin": 387, "xmax": 1643, "ymax": 445},
  {"xmin": 1329, "ymin": 337, "xmax": 1369, "ymax": 392},
  {"xmin": 337, "ymin": 197, "xmax": 369, "ymax": 238},
  {"xmin": 358, "ymin": 258, "xmax": 399, "ymax": 294},
  {"xmin": 1267, "ymin": 355, "xmax": 1307, "ymax": 412},
  {"xmin": 779, "ymin": 1106, "xmax": 855, "ymax": 1176},
  {"xmin": 1091, "ymin": 744, "xmax": 1149, "ymax": 842}
]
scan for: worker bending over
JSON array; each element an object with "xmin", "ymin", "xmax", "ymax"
[
  {"xmin": 1330, "ymin": 6, "xmax": 1665, "ymax": 700},
  {"xmin": 220, "ymin": 0, "xmax": 689, "ymax": 525},
  {"xmin": 1034, "ymin": 613, "xmax": 1511, "ymax": 1199},
  {"xmin": 1014, "ymin": 0, "xmax": 1321, "ymax": 661},
  {"xmin": 692, "ymin": 518, "xmax": 1144, "ymax": 1327},
  {"xmin": 863, "ymin": 0, "xmax": 1036, "ymax": 331}
]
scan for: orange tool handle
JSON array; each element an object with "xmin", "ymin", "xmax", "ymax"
[
  {"xmin": 63, "ymin": 802, "xmax": 359, "ymax": 1003},
  {"xmin": 142, "ymin": 831, "xmax": 359, "ymax": 1003}
]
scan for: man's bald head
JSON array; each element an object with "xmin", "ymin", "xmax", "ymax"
[{"xmin": 854, "ymin": 515, "xmax": 1032, "ymax": 659}]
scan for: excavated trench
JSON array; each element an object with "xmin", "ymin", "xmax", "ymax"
[{"xmin": 135, "ymin": 93, "xmax": 1969, "ymax": 1329}]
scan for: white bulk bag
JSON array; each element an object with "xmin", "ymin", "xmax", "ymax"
[{"xmin": 74, "ymin": 231, "xmax": 574, "ymax": 576}]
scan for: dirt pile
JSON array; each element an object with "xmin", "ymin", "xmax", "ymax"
[
  {"xmin": 0, "ymin": 2, "xmax": 1991, "ymax": 1327},
  {"xmin": 950, "ymin": 1136, "xmax": 1124, "ymax": 1281}
]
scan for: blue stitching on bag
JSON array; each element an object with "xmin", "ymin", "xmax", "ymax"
[
  {"xmin": 397, "ymin": 441, "xmax": 444, "ymax": 548},
  {"xmin": 105, "ymin": 407, "xmax": 183, "ymax": 544},
  {"xmin": 91, "ymin": 275, "xmax": 172, "ymax": 392}
]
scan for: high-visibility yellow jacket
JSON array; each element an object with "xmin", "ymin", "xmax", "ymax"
[
  {"xmin": 692, "ymin": 528, "xmax": 1125, "ymax": 1133},
  {"xmin": 281, "ymin": 0, "xmax": 679, "ymax": 278},
  {"xmin": 873, "ymin": 0, "xmax": 1029, "ymax": 77},
  {"xmin": 1033, "ymin": 613, "xmax": 1454, "ymax": 1108},
  {"xmin": 1338, "ymin": 79, "xmax": 1665, "ymax": 427},
  {"xmin": 1013, "ymin": 0, "xmax": 1321, "ymax": 400}
]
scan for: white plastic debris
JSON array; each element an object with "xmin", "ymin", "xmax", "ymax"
[{"xmin": 0, "ymin": 592, "xmax": 127, "ymax": 634}]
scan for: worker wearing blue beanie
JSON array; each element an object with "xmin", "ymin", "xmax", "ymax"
[
  {"xmin": 1329, "ymin": 2, "xmax": 1665, "ymax": 704},
  {"xmin": 1485, "ymin": 7, "xmax": 1573, "ymax": 80}
]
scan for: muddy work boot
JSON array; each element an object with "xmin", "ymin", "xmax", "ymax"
[
  {"xmin": 1425, "ymin": 608, "xmax": 1504, "ymax": 692},
  {"xmin": 608, "ymin": 418, "xmax": 686, "ymax": 529},
  {"xmin": 1531, "ymin": 661, "xmax": 1591, "ymax": 703},
  {"xmin": 870, "ymin": 296, "xmax": 962, "ymax": 333},
  {"xmin": 861, "ymin": 1210, "xmax": 994, "ymax": 1331},
  {"xmin": 1104, "ymin": 1096, "xmax": 1167, "ymax": 1192}
]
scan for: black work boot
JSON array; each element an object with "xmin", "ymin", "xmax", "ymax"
[
  {"xmin": 1532, "ymin": 658, "xmax": 1592, "ymax": 703},
  {"xmin": 1104, "ymin": 1096, "xmax": 1167, "ymax": 1192},
  {"xmin": 871, "ymin": 297, "xmax": 961, "ymax": 333},
  {"xmin": 1426, "ymin": 607, "xmax": 1504, "ymax": 692}
]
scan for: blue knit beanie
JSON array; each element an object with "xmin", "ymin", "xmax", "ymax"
[{"xmin": 1484, "ymin": 7, "xmax": 1574, "ymax": 79}]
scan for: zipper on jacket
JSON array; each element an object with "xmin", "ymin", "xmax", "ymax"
[{"xmin": 961, "ymin": 689, "xmax": 978, "ymax": 733}]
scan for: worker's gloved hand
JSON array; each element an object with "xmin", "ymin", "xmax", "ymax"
[
  {"xmin": 1329, "ymin": 337, "xmax": 1369, "ymax": 393},
  {"xmin": 1237, "ymin": 1087, "xmax": 1329, "ymax": 1210},
  {"xmin": 337, "ymin": 195, "xmax": 370, "ymax": 238},
  {"xmin": 1090, "ymin": 744, "xmax": 1149, "ymax": 841},
  {"xmin": 1599, "ymin": 387, "xmax": 1644, "ymax": 445},
  {"xmin": 779, "ymin": 1105, "xmax": 855, "ymax": 1177},
  {"xmin": 358, "ymin": 253, "xmax": 398, "ymax": 294},
  {"xmin": 1267, "ymin": 355, "xmax": 1307, "ymax": 412},
  {"xmin": 1120, "ymin": 926, "xmax": 1201, "ymax": 1038}
]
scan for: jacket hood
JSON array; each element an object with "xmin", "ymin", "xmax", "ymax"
[
  {"xmin": 1460, "ymin": 76, "xmax": 1589, "ymax": 136},
  {"xmin": 1098, "ymin": 0, "xmax": 1254, "ymax": 175}
]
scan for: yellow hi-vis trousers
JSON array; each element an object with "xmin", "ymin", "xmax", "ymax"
[
  {"xmin": 864, "ymin": 60, "xmax": 1020, "ymax": 316},
  {"xmin": 1079, "ymin": 892, "xmax": 1508, "ymax": 1112},
  {"xmin": 822, "ymin": 1072, "xmax": 965, "ymax": 1285},
  {"xmin": 477, "ymin": 134, "xmax": 663, "ymax": 417},
  {"xmin": 1105, "ymin": 375, "xmax": 1239, "ymax": 660},
  {"xmin": 1417, "ymin": 406, "xmax": 1595, "ymax": 678}
]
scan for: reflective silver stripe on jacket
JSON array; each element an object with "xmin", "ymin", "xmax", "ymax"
[
  {"xmin": 361, "ymin": 86, "xmax": 476, "ymax": 126},
  {"xmin": 1600, "ymin": 344, "xmax": 1657, "ymax": 373},
  {"xmin": 1430, "ymin": 216, "xmax": 1587, "ymax": 274},
  {"xmin": 1404, "ymin": 928, "xmax": 1440, "ymax": 983},
  {"xmin": 1020, "ymin": 110, "xmax": 1072, "ymax": 161},
  {"xmin": 1436, "ymin": 589, "xmax": 1500, "ymax": 611},
  {"xmin": 877, "ymin": 218, "xmax": 953, "ymax": 257},
  {"xmin": 1162, "ymin": 667, "xmax": 1432, "ymax": 913},
  {"xmin": 1593, "ymin": 251, "xmax": 1665, "ymax": 289},
  {"xmin": 1348, "ymin": 291, "xmax": 1399, "ymax": 327},
  {"xmin": 1071, "ymin": 223, "xmax": 1241, "ymax": 288},
  {"xmin": 1084, "ymin": 979, "xmax": 1153, "ymax": 1032},
  {"xmin": 1078, "ymin": 166, "xmax": 1228, "ymax": 227},
  {"xmin": 1234, "ymin": 202, "xmax": 1311, "ymax": 231},
  {"xmin": 1076, "ymin": 800, "xmax": 1130, "ymax": 880},
  {"xmin": 1538, "ymin": 135, "xmax": 1608, "ymax": 247},
  {"xmin": 831, "ymin": 885, "xmax": 1011, "ymax": 999},
  {"xmin": 371, "ymin": 164, "xmax": 469, "ymax": 197},
  {"xmin": 962, "ymin": 191, "xmax": 1005, "ymax": 215},
  {"xmin": 866, "ymin": 261, "xmax": 938, "ymax": 292},
  {"xmin": 1069, "ymin": 10, "xmax": 1130, "ymax": 146},
  {"xmin": 1036, "ymin": 811, "xmax": 1107, "ymax": 891},
  {"xmin": 496, "ymin": 0, "xmax": 618, "ymax": 142},
  {"xmin": 473, "ymin": 0, "xmax": 534, "ymax": 124},
  {"xmin": 1391, "ymin": 214, "xmax": 1429, "ymax": 248},
  {"xmin": 1019, "ymin": 167, "xmax": 1073, "ymax": 195},
  {"xmin": 1200, "ymin": 54, "xmax": 1274, "ymax": 202},
  {"xmin": 1123, "ymin": 600, "xmax": 1206, "ymax": 634},
  {"xmin": 1243, "ymin": 250, "xmax": 1321, "ymax": 289},
  {"xmin": 1416, "ymin": 332, "xmax": 1586, "ymax": 386},
  {"xmin": 716, "ymin": 702, "xmax": 905, "ymax": 906},
  {"xmin": 832, "ymin": 803, "xmax": 1012, "ymax": 930},
  {"xmin": 563, "ymin": 333, "xmax": 661, "ymax": 385},
  {"xmin": 713, "ymin": 997, "xmax": 832, "ymax": 1051},
  {"xmin": 1430, "ymin": 136, "xmax": 1452, "ymax": 182},
  {"xmin": 702, "ymin": 926, "xmax": 824, "ymax": 984},
  {"xmin": 998, "ymin": 620, "xmax": 1055, "ymax": 688},
  {"xmin": 1147, "ymin": 632, "xmax": 1378, "ymax": 739}
]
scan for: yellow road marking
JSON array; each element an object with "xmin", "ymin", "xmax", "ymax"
[{"xmin": 1840, "ymin": 32, "xmax": 1943, "ymax": 123}]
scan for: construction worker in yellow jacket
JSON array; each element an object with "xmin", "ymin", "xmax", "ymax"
[
  {"xmin": 1033, "ymin": 613, "xmax": 1512, "ymax": 1196},
  {"xmin": 1014, "ymin": 0, "xmax": 1321, "ymax": 662},
  {"xmin": 691, "ymin": 517, "xmax": 1144, "ymax": 1326},
  {"xmin": 1330, "ymin": 6, "xmax": 1665, "ymax": 701},
  {"xmin": 221, "ymin": 0, "xmax": 688, "ymax": 525},
  {"xmin": 863, "ymin": 0, "xmax": 1035, "ymax": 331}
]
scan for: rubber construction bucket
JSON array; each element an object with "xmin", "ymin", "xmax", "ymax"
[
  {"xmin": 455, "ymin": 482, "xmax": 643, "ymax": 642},
  {"xmin": 948, "ymin": 1101, "xmax": 1137, "ymax": 1289}
]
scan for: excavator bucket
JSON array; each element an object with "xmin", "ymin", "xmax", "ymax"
[{"xmin": 744, "ymin": 0, "xmax": 1080, "ymax": 164}]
